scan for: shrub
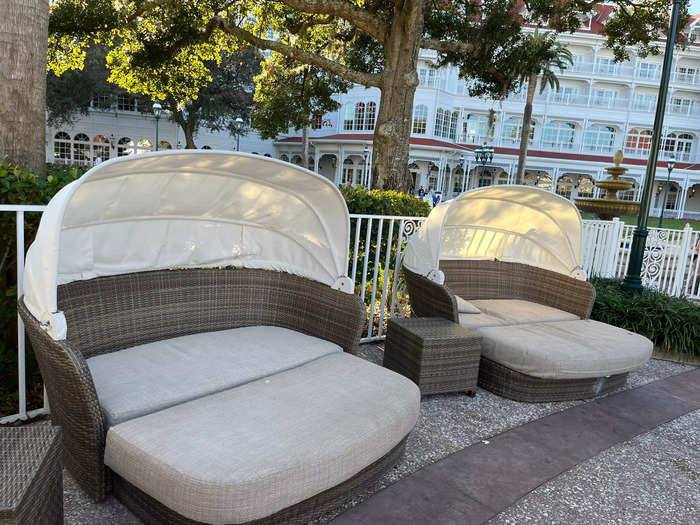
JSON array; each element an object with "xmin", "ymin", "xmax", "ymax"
[
  {"xmin": 590, "ymin": 277, "xmax": 700, "ymax": 358},
  {"xmin": 340, "ymin": 185, "xmax": 431, "ymax": 217},
  {"xmin": 1, "ymin": 159, "xmax": 85, "ymax": 416}
]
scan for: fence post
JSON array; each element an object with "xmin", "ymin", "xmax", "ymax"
[
  {"xmin": 673, "ymin": 224, "xmax": 694, "ymax": 296},
  {"xmin": 604, "ymin": 218, "xmax": 622, "ymax": 278}
]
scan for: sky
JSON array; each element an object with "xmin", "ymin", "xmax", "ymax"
[{"xmin": 692, "ymin": 0, "xmax": 700, "ymax": 15}]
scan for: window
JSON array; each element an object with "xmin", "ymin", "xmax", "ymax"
[
  {"xmin": 662, "ymin": 132, "xmax": 693, "ymax": 161},
  {"xmin": 578, "ymin": 176, "xmax": 595, "ymax": 198},
  {"xmin": 428, "ymin": 165, "xmax": 438, "ymax": 190},
  {"xmin": 638, "ymin": 62, "xmax": 660, "ymax": 80},
  {"xmin": 73, "ymin": 133, "xmax": 90, "ymax": 163},
  {"xmin": 201, "ymin": 145, "xmax": 212, "ymax": 150},
  {"xmin": 117, "ymin": 94, "xmax": 137, "ymax": 112},
  {"xmin": 583, "ymin": 125, "xmax": 616, "ymax": 153},
  {"xmin": 366, "ymin": 102, "xmax": 376, "ymax": 130},
  {"xmin": 452, "ymin": 167, "xmax": 464, "ymax": 193},
  {"xmin": 501, "ymin": 117, "xmax": 535, "ymax": 145},
  {"xmin": 542, "ymin": 121, "xmax": 576, "ymax": 149},
  {"xmin": 54, "ymin": 132, "xmax": 71, "ymax": 160},
  {"xmin": 93, "ymin": 135, "xmax": 110, "ymax": 162},
  {"xmin": 280, "ymin": 154, "xmax": 289, "ymax": 162},
  {"xmin": 633, "ymin": 93, "xmax": 655, "ymax": 112},
  {"xmin": 158, "ymin": 141, "xmax": 172, "ymax": 150},
  {"xmin": 624, "ymin": 129, "xmax": 652, "ymax": 156},
  {"xmin": 434, "ymin": 108, "xmax": 445, "ymax": 137},
  {"xmin": 419, "ymin": 68, "xmax": 438, "ymax": 88},
  {"xmin": 117, "ymin": 137, "xmax": 134, "ymax": 156},
  {"xmin": 412, "ymin": 105, "xmax": 428, "ymax": 134},
  {"xmin": 675, "ymin": 65, "xmax": 697, "ymax": 83},
  {"xmin": 551, "ymin": 86, "xmax": 578, "ymax": 104},
  {"xmin": 136, "ymin": 139, "xmax": 152, "ymax": 154},
  {"xmin": 618, "ymin": 179, "xmax": 637, "ymax": 201},
  {"xmin": 311, "ymin": 114, "xmax": 323, "ymax": 130},
  {"xmin": 591, "ymin": 89, "xmax": 617, "ymax": 107},
  {"xmin": 91, "ymin": 95, "xmax": 110, "ymax": 110},
  {"xmin": 463, "ymin": 115, "xmax": 490, "ymax": 144},
  {"xmin": 343, "ymin": 102, "xmax": 377, "ymax": 130},
  {"xmin": 556, "ymin": 175, "xmax": 575, "ymax": 199},
  {"xmin": 478, "ymin": 168, "xmax": 492, "ymax": 188},
  {"xmin": 524, "ymin": 171, "xmax": 552, "ymax": 191},
  {"xmin": 449, "ymin": 111, "xmax": 459, "ymax": 140},
  {"xmin": 354, "ymin": 102, "xmax": 365, "ymax": 130},
  {"xmin": 342, "ymin": 158, "xmax": 358, "ymax": 185},
  {"xmin": 669, "ymin": 97, "xmax": 693, "ymax": 115},
  {"xmin": 596, "ymin": 58, "xmax": 617, "ymax": 74}
]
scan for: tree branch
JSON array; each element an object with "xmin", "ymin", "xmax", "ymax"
[
  {"xmin": 277, "ymin": 0, "xmax": 388, "ymax": 44},
  {"xmin": 421, "ymin": 38, "xmax": 476, "ymax": 55},
  {"xmin": 216, "ymin": 17, "xmax": 383, "ymax": 87},
  {"xmin": 126, "ymin": 0, "xmax": 173, "ymax": 23}
]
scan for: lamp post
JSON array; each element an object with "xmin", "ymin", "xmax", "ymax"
[
  {"xmin": 623, "ymin": 0, "xmax": 682, "ymax": 291},
  {"xmin": 109, "ymin": 133, "xmax": 116, "ymax": 157},
  {"xmin": 363, "ymin": 144, "xmax": 369, "ymax": 188},
  {"xmin": 152, "ymin": 100, "xmax": 162, "ymax": 151},
  {"xmin": 658, "ymin": 154, "xmax": 676, "ymax": 228},
  {"xmin": 474, "ymin": 143, "xmax": 494, "ymax": 187},
  {"xmin": 233, "ymin": 117, "xmax": 245, "ymax": 151}
]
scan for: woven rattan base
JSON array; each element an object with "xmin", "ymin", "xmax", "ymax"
[
  {"xmin": 384, "ymin": 318, "xmax": 481, "ymax": 396},
  {"xmin": 478, "ymin": 357, "xmax": 629, "ymax": 402},
  {"xmin": 111, "ymin": 436, "xmax": 407, "ymax": 525},
  {"xmin": 0, "ymin": 426, "xmax": 63, "ymax": 525}
]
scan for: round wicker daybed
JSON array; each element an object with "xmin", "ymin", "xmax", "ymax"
[
  {"xmin": 402, "ymin": 185, "xmax": 652, "ymax": 402},
  {"xmin": 20, "ymin": 151, "xmax": 420, "ymax": 524}
]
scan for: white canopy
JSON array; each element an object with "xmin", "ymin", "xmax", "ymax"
[
  {"xmin": 24, "ymin": 151, "xmax": 352, "ymax": 340},
  {"xmin": 403, "ymin": 185, "xmax": 585, "ymax": 283}
]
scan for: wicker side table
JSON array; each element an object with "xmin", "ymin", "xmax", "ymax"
[
  {"xmin": 0, "ymin": 425, "xmax": 63, "ymax": 525},
  {"xmin": 384, "ymin": 317, "xmax": 481, "ymax": 396}
]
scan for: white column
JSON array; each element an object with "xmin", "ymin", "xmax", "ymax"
[
  {"xmin": 335, "ymin": 146, "xmax": 344, "ymax": 185},
  {"xmin": 676, "ymin": 181, "xmax": 688, "ymax": 219},
  {"xmin": 551, "ymin": 167, "xmax": 560, "ymax": 193},
  {"xmin": 463, "ymin": 160, "xmax": 472, "ymax": 191},
  {"xmin": 313, "ymin": 150, "xmax": 320, "ymax": 173}
]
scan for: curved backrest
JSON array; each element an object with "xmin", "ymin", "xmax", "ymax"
[
  {"xmin": 57, "ymin": 268, "xmax": 364, "ymax": 356},
  {"xmin": 439, "ymin": 260, "xmax": 595, "ymax": 319}
]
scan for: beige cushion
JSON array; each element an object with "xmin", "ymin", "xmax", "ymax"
[
  {"xmin": 459, "ymin": 312, "xmax": 508, "ymax": 329},
  {"xmin": 470, "ymin": 299, "xmax": 579, "ymax": 325},
  {"xmin": 87, "ymin": 326, "xmax": 342, "ymax": 426},
  {"xmin": 478, "ymin": 319, "xmax": 653, "ymax": 379},
  {"xmin": 105, "ymin": 353, "xmax": 420, "ymax": 524},
  {"xmin": 456, "ymin": 295, "xmax": 481, "ymax": 314}
]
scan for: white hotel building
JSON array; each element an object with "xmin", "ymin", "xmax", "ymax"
[{"xmin": 47, "ymin": 11, "xmax": 700, "ymax": 219}]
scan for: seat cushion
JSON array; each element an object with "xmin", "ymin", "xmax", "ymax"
[
  {"xmin": 470, "ymin": 299, "xmax": 579, "ymax": 325},
  {"xmin": 104, "ymin": 353, "xmax": 420, "ymax": 524},
  {"xmin": 456, "ymin": 296, "xmax": 481, "ymax": 314},
  {"xmin": 459, "ymin": 312, "xmax": 509, "ymax": 329},
  {"xmin": 87, "ymin": 326, "xmax": 342, "ymax": 426},
  {"xmin": 478, "ymin": 319, "xmax": 653, "ymax": 379}
]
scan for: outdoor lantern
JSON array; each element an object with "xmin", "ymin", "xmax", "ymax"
[
  {"xmin": 658, "ymin": 153, "xmax": 676, "ymax": 228},
  {"xmin": 233, "ymin": 117, "xmax": 245, "ymax": 151},
  {"xmin": 474, "ymin": 142, "xmax": 494, "ymax": 167},
  {"xmin": 152, "ymin": 100, "xmax": 163, "ymax": 151}
]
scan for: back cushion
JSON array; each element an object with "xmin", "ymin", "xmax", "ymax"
[{"xmin": 58, "ymin": 268, "xmax": 352, "ymax": 358}]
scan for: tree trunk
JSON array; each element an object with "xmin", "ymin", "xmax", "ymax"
[
  {"xmin": 515, "ymin": 74, "xmax": 537, "ymax": 185},
  {"xmin": 301, "ymin": 125, "xmax": 310, "ymax": 170},
  {"xmin": 372, "ymin": 0, "xmax": 422, "ymax": 191},
  {"xmin": 0, "ymin": 0, "xmax": 49, "ymax": 173},
  {"xmin": 183, "ymin": 120, "xmax": 197, "ymax": 149}
]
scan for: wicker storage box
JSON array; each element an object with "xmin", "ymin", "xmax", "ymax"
[
  {"xmin": 384, "ymin": 317, "xmax": 481, "ymax": 395},
  {"xmin": 1, "ymin": 425, "xmax": 63, "ymax": 525}
]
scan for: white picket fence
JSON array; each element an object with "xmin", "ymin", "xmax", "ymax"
[{"xmin": 1, "ymin": 206, "xmax": 699, "ymax": 422}]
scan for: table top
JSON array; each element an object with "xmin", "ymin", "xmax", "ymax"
[
  {"xmin": 0, "ymin": 425, "xmax": 61, "ymax": 508},
  {"xmin": 388, "ymin": 317, "xmax": 479, "ymax": 341}
]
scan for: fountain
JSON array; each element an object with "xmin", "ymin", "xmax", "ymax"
[{"xmin": 575, "ymin": 150, "xmax": 640, "ymax": 220}]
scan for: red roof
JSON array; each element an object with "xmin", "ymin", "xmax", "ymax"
[{"xmin": 278, "ymin": 134, "xmax": 471, "ymax": 150}]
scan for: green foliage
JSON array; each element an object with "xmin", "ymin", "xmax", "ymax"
[
  {"xmin": 0, "ymin": 160, "xmax": 84, "ymax": 416},
  {"xmin": 340, "ymin": 186, "xmax": 431, "ymax": 217},
  {"xmin": 590, "ymin": 277, "xmax": 700, "ymax": 358},
  {"xmin": 252, "ymin": 53, "xmax": 350, "ymax": 140}
]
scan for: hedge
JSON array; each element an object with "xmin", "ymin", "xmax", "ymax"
[
  {"xmin": 340, "ymin": 185, "xmax": 431, "ymax": 217},
  {"xmin": 590, "ymin": 277, "xmax": 700, "ymax": 358},
  {"xmin": 0, "ymin": 160, "xmax": 85, "ymax": 416}
]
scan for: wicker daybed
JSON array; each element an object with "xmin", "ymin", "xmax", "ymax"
[
  {"xmin": 403, "ymin": 186, "xmax": 652, "ymax": 402},
  {"xmin": 19, "ymin": 151, "xmax": 420, "ymax": 524}
]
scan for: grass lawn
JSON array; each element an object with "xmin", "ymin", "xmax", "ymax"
[{"xmin": 580, "ymin": 212, "xmax": 700, "ymax": 231}]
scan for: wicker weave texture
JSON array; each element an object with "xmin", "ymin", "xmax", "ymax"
[
  {"xmin": 19, "ymin": 268, "xmax": 366, "ymax": 502},
  {"xmin": 439, "ymin": 259, "xmax": 596, "ymax": 319},
  {"xmin": 0, "ymin": 426, "xmax": 63, "ymax": 525},
  {"xmin": 384, "ymin": 318, "xmax": 481, "ymax": 396},
  {"xmin": 111, "ymin": 437, "xmax": 407, "ymax": 525},
  {"xmin": 404, "ymin": 269, "xmax": 458, "ymax": 322},
  {"xmin": 478, "ymin": 357, "xmax": 628, "ymax": 402}
]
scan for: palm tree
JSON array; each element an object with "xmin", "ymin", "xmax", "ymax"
[
  {"xmin": 514, "ymin": 31, "xmax": 573, "ymax": 185},
  {"xmin": 0, "ymin": 0, "xmax": 50, "ymax": 173}
]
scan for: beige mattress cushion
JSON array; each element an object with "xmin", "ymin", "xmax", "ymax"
[
  {"xmin": 459, "ymin": 312, "xmax": 509, "ymax": 329},
  {"xmin": 478, "ymin": 319, "xmax": 653, "ymax": 379},
  {"xmin": 456, "ymin": 295, "xmax": 481, "ymax": 314},
  {"xmin": 470, "ymin": 299, "xmax": 579, "ymax": 325},
  {"xmin": 87, "ymin": 326, "xmax": 342, "ymax": 426},
  {"xmin": 104, "ymin": 353, "xmax": 420, "ymax": 524}
]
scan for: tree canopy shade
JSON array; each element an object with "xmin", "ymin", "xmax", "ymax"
[{"xmin": 48, "ymin": 0, "xmax": 690, "ymax": 190}]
